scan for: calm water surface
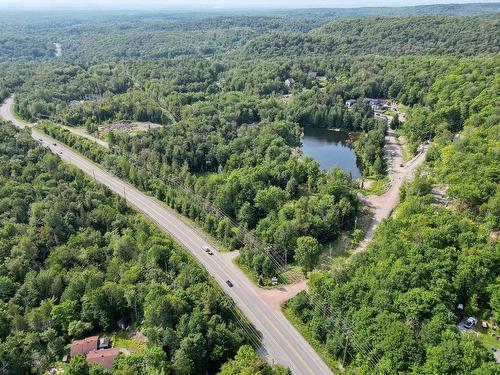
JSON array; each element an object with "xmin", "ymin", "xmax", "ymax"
[{"xmin": 300, "ymin": 127, "xmax": 361, "ymax": 179}]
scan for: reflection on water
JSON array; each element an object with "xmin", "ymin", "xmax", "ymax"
[{"xmin": 300, "ymin": 127, "xmax": 361, "ymax": 179}]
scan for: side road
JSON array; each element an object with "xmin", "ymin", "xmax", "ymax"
[
  {"xmin": 1, "ymin": 97, "xmax": 333, "ymax": 375},
  {"xmin": 354, "ymin": 122, "xmax": 428, "ymax": 253}
]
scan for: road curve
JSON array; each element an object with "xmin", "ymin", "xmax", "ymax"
[
  {"xmin": 0, "ymin": 97, "xmax": 333, "ymax": 375},
  {"xmin": 0, "ymin": 96, "xmax": 109, "ymax": 148}
]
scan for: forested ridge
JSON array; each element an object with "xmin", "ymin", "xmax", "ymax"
[
  {"xmin": 240, "ymin": 15, "xmax": 500, "ymax": 59},
  {"xmin": 0, "ymin": 7, "xmax": 499, "ymax": 63},
  {"xmin": 0, "ymin": 6, "xmax": 498, "ymax": 374}
]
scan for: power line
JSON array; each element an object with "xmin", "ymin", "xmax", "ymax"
[
  {"xmin": 127, "ymin": 154, "xmax": 389, "ymax": 372},
  {"xmin": 39, "ymin": 119, "xmax": 389, "ymax": 373}
]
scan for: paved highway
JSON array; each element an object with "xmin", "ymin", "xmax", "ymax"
[
  {"xmin": 0, "ymin": 97, "xmax": 109, "ymax": 148},
  {"xmin": 0, "ymin": 97, "xmax": 333, "ymax": 375}
]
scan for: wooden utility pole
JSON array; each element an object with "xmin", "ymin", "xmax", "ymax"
[{"xmin": 342, "ymin": 334, "xmax": 349, "ymax": 370}]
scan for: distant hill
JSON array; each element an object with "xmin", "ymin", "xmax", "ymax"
[
  {"xmin": 0, "ymin": 4, "xmax": 498, "ymax": 62},
  {"xmin": 239, "ymin": 15, "xmax": 500, "ymax": 58},
  {"xmin": 274, "ymin": 2, "xmax": 500, "ymax": 19}
]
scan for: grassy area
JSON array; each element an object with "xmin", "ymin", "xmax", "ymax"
[
  {"xmin": 359, "ymin": 177, "xmax": 390, "ymax": 196},
  {"xmin": 282, "ymin": 264, "xmax": 303, "ymax": 282},
  {"xmin": 478, "ymin": 332, "xmax": 499, "ymax": 349},
  {"xmin": 50, "ymin": 361, "xmax": 68, "ymax": 371},
  {"xmin": 234, "ymin": 254, "xmax": 260, "ymax": 283},
  {"xmin": 109, "ymin": 331, "xmax": 147, "ymax": 352},
  {"xmin": 394, "ymin": 130, "xmax": 414, "ymax": 162},
  {"xmin": 477, "ymin": 325, "xmax": 500, "ymax": 350},
  {"xmin": 398, "ymin": 103, "xmax": 409, "ymax": 114},
  {"xmin": 383, "ymin": 109, "xmax": 397, "ymax": 118},
  {"xmin": 318, "ymin": 235, "xmax": 351, "ymax": 269},
  {"xmin": 282, "ymin": 305, "xmax": 341, "ymax": 373},
  {"xmin": 233, "ymin": 254, "xmax": 300, "ymax": 288}
]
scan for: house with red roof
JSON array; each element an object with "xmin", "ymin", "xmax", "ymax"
[
  {"xmin": 86, "ymin": 348, "xmax": 120, "ymax": 369},
  {"xmin": 70, "ymin": 336, "xmax": 99, "ymax": 357}
]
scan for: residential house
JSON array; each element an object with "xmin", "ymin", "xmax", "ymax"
[
  {"xmin": 345, "ymin": 99, "xmax": 356, "ymax": 108},
  {"xmin": 70, "ymin": 336, "xmax": 99, "ymax": 357},
  {"xmin": 86, "ymin": 348, "xmax": 120, "ymax": 370},
  {"xmin": 307, "ymin": 71, "xmax": 318, "ymax": 80},
  {"xmin": 284, "ymin": 78, "xmax": 295, "ymax": 88}
]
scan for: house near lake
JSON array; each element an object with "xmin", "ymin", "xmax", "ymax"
[
  {"xmin": 345, "ymin": 99, "xmax": 356, "ymax": 108},
  {"xmin": 346, "ymin": 98, "xmax": 390, "ymax": 111},
  {"xmin": 70, "ymin": 336, "xmax": 99, "ymax": 357},
  {"xmin": 307, "ymin": 71, "xmax": 318, "ymax": 80}
]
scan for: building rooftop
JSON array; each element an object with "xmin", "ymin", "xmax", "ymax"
[
  {"xmin": 86, "ymin": 348, "xmax": 120, "ymax": 370},
  {"xmin": 307, "ymin": 71, "xmax": 318, "ymax": 79},
  {"xmin": 70, "ymin": 336, "xmax": 99, "ymax": 357}
]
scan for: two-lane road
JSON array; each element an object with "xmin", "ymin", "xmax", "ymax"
[{"xmin": 0, "ymin": 97, "xmax": 332, "ymax": 375}]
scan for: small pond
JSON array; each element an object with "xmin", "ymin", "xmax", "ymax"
[{"xmin": 300, "ymin": 127, "xmax": 362, "ymax": 179}]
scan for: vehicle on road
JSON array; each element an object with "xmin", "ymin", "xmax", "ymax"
[
  {"xmin": 226, "ymin": 280, "xmax": 233, "ymax": 287},
  {"xmin": 400, "ymin": 163, "xmax": 404, "ymax": 167},
  {"xmin": 202, "ymin": 245, "xmax": 209, "ymax": 252},
  {"xmin": 208, "ymin": 251, "xmax": 214, "ymax": 256},
  {"xmin": 391, "ymin": 151, "xmax": 396, "ymax": 157},
  {"xmin": 52, "ymin": 143, "xmax": 57, "ymax": 146},
  {"xmin": 464, "ymin": 317, "xmax": 477, "ymax": 329},
  {"xmin": 59, "ymin": 151, "xmax": 63, "ymax": 154}
]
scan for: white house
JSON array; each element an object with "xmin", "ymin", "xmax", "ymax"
[
  {"xmin": 345, "ymin": 99, "xmax": 356, "ymax": 108},
  {"xmin": 285, "ymin": 78, "xmax": 295, "ymax": 88}
]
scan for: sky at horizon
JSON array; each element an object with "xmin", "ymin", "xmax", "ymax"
[{"xmin": 1, "ymin": 0, "xmax": 498, "ymax": 10}]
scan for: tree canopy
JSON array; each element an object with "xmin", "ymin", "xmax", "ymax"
[{"xmin": 0, "ymin": 122, "xmax": 255, "ymax": 374}]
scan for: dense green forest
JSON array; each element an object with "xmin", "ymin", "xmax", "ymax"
[
  {"xmin": 38, "ymin": 115, "xmax": 359, "ymax": 282},
  {"xmin": 0, "ymin": 6, "xmax": 498, "ymax": 63},
  {"xmin": 0, "ymin": 122, "xmax": 290, "ymax": 374},
  {"xmin": 241, "ymin": 15, "xmax": 499, "ymax": 58},
  {"xmin": 0, "ymin": 5, "xmax": 499, "ymax": 374}
]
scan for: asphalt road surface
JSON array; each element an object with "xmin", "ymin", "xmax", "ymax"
[{"xmin": 0, "ymin": 97, "xmax": 333, "ymax": 375}]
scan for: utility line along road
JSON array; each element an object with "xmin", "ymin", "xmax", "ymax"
[{"xmin": 0, "ymin": 97, "xmax": 332, "ymax": 375}]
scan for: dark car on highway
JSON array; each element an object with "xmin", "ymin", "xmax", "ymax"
[{"xmin": 226, "ymin": 280, "xmax": 233, "ymax": 287}]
